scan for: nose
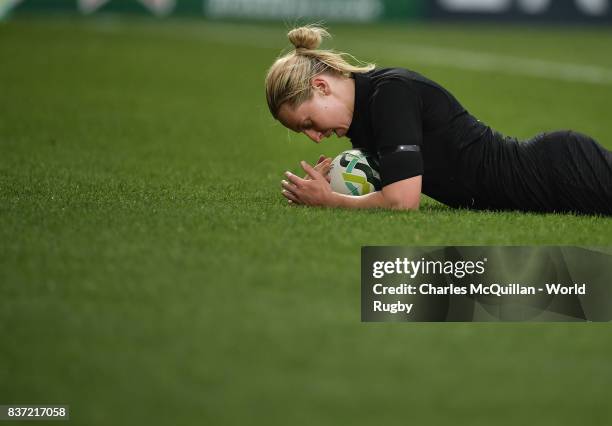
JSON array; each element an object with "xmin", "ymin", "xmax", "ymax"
[{"xmin": 303, "ymin": 129, "xmax": 322, "ymax": 143}]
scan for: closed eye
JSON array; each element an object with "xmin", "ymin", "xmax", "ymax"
[{"xmin": 301, "ymin": 120, "xmax": 312, "ymax": 131}]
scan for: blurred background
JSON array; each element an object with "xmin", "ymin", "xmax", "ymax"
[
  {"xmin": 2, "ymin": 0, "xmax": 612, "ymax": 22},
  {"xmin": 1, "ymin": 1, "xmax": 611, "ymax": 426}
]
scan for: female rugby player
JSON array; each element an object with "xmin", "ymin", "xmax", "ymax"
[{"xmin": 267, "ymin": 26, "xmax": 612, "ymax": 215}]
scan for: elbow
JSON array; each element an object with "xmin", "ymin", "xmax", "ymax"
[
  {"xmin": 386, "ymin": 197, "xmax": 420, "ymax": 211},
  {"xmin": 380, "ymin": 177, "xmax": 422, "ymax": 211},
  {"xmin": 389, "ymin": 202, "xmax": 419, "ymax": 211}
]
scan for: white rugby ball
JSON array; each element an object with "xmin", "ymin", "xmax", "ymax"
[{"xmin": 329, "ymin": 149, "xmax": 381, "ymax": 196}]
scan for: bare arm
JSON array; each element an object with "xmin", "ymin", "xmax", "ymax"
[
  {"xmin": 331, "ymin": 177, "xmax": 421, "ymax": 210},
  {"xmin": 281, "ymin": 161, "xmax": 421, "ymax": 211}
]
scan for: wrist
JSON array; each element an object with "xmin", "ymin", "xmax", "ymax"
[
  {"xmin": 327, "ymin": 191, "xmax": 343, "ymax": 208},
  {"xmin": 327, "ymin": 191, "xmax": 376, "ymax": 209}
]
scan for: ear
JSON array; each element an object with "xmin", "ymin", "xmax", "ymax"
[{"xmin": 311, "ymin": 75, "xmax": 331, "ymax": 96}]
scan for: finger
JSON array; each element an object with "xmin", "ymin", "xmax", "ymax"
[
  {"xmin": 305, "ymin": 158, "xmax": 331, "ymax": 179},
  {"xmin": 307, "ymin": 160, "xmax": 330, "ymax": 179},
  {"xmin": 321, "ymin": 167, "xmax": 331, "ymax": 183},
  {"xmin": 301, "ymin": 160, "xmax": 324, "ymax": 181},
  {"xmin": 318, "ymin": 161, "xmax": 331, "ymax": 176},
  {"xmin": 285, "ymin": 171, "xmax": 304, "ymax": 187},
  {"xmin": 316, "ymin": 155, "xmax": 327, "ymax": 165},
  {"xmin": 314, "ymin": 159, "xmax": 330, "ymax": 169},
  {"xmin": 281, "ymin": 179, "xmax": 298, "ymax": 193},
  {"xmin": 282, "ymin": 189, "xmax": 300, "ymax": 204}
]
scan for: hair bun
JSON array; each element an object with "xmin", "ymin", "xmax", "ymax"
[{"xmin": 287, "ymin": 25, "xmax": 330, "ymax": 50}]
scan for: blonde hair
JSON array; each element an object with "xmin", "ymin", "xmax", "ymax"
[{"xmin": 265, "ymin": 25, "xmax": 375, "ymax": 119}]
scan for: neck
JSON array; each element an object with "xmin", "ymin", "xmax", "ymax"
[{"xmin": 335, "ymin": 74, "xmax": 355, "ymax": 117}]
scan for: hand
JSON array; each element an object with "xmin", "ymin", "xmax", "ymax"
[
  {"xmin": 281, "ymin": 161, "xmax": 334, "ymax": 206},
  {"xmin": 304, "ymin": 155, "xmax": 332, "ymax": 183}
]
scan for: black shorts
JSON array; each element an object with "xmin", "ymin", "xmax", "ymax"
[{"xmin": 524, "ymin": 130, "xmax": 612, "ymax": 215}]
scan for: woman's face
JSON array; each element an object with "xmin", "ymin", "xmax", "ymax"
[{"xmin": 277, "ymin": 75, "xmax": 354, "ymax": 143}]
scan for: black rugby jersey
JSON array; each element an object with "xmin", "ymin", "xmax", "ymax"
[
  {"xmin": 346, "ymin": 68, "xmax": 491, "ymax": 208},
  {"xmin": 347, "ymin": 68, "xmax": 541, "ymax": 210},
  {"xmin": 346, "ymin": 68, "xmax": 612, "ymax": 213}
]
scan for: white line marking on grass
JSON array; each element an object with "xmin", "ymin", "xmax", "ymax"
[
  {"xmin": 365, "ymin": 43, "xmax": 612, "ymax": 86},
  {"xmin": 87, "ymin": 20, "xmax": 612, "ymax": 86}
]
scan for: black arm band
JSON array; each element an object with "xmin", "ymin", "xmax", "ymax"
[
  {"xmin": 379, "ymin": 150, "xmax": 424, "ymax": 187},
  {"xmin": 378, "ymin": 145, "xmax": 421, "ymax": 156}
]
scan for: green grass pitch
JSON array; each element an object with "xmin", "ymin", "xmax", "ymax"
[{"xmin": 1, "ymin": 16, "xmax": 612, "ymax": 425}]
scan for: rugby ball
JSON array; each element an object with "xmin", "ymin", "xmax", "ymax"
[{"xmin": 329, "ymin": 149, "xmax": 382, "ymax": 196}]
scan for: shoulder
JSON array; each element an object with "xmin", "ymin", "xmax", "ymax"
[
  {"xmin": 367, "ymin": 67, "xmax": 455, "ymax": 101},
  {"xmin": 367, "ymin": 67, "xmax": 440, "ymax": 89},
  {"xmin": 366, "ymin": 67, "xmax": 464, "ymax": 117},
  {"xmin": 364, "ymin": 68, "xmax": 424, "ymax": 110}
]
